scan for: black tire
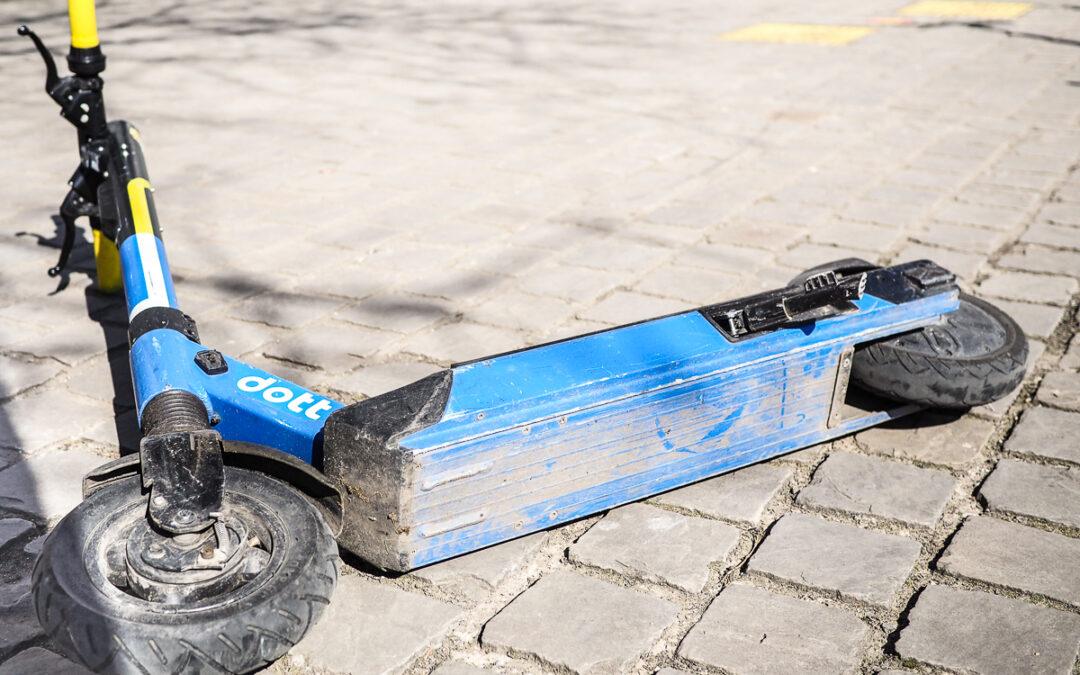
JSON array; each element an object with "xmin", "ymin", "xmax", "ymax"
[
  {"xmin": 851, "ymin": 293, "xmax": 1027, "ymax": 409},
  {"xmin": 788, "ymin": 258, "xmax": 878, "ymax": 287},
  {"xmin": 33, "ymin": 467, "xmax": 339, "ymax": 674}
]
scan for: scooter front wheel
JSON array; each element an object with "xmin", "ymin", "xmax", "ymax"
[
  {"xmin": 851, "ymin": 293, "xmax": 1028, "ymax": 409},
  {"xmin": 33, "ymin": 467, "xmax": 338, "ymax": 674}
]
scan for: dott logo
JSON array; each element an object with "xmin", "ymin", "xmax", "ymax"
[{"xmin": 237, "ymin": 376, "xmax": 335, "ymax": 420}]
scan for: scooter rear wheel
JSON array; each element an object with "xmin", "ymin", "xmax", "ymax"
[
  {"xmin": 33, "ymin": 467, "xmax": 338, "ymax": 674},
  {"xmin": 850, "ymin": 293, "xmax": 1028, "ymax": 409}
]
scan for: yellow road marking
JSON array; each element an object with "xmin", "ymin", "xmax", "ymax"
[
  {"xmin": 899, "ymin": 1, "xmax": 1032, "ymax": 19},
  {"xmin": 720, "ymin": 23, "xmax": 875, "ymax": 46}
]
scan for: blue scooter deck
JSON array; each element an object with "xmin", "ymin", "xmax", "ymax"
[{"xmin": 324, "ymin": 264, "xmax": 959, "ymax": 570}]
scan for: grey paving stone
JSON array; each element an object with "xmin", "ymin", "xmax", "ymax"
[
  {"xmin": 856, "ymin": 412, "xmax": 993, "ymax": 468},
  {"xmin": 1037, "ymin": 371, "xmax": 1080, "ymax": 411},
  {"xmin": 998, "ymin": 245, "xmax": 1080, "ymax": 278},
  {"xmin": 914, "ymin": 222, "xmax": 1008, "ymax": 254},
  {"xmin": 1062, "ymin": 334, "xmax": 1080, "ymax": 371},
  {"xmin": 1037, "ymin": 201, "xmax": 1080, "ymax": 227},
  {"xmin": 678, "ymin": 583, "xmax": 867, "ymax": 675},
  {"xmin": 0, "ymin": 518, "xmax": 33, "ymax": 550},
  {"xmin": 977, "ymin": 270, "xmax": 1077, "ymax": 306},
  {"xmin": 401, "ymin": 321, "xmax": 523, "ymax": 364},
  {"xmin": 0, "ymin": 594, "xmax": 42, "ymax": 652},
  {"xmin": 989, "ymin": 299, "xmax": 1065, "ymax": 339},
  {"xmin": 0, "ymin": 575, "xmax": 31, "ymax": 612},
  {"xmin": 0, "ymin": 648, "xmax": 92, "ymax": 675},
  {"xmin": 896, "ymin": 584, "xmax": 1080, "ymax": 675},
  {"xmin": 335, "ymin": 292, "xmax": 456, "ymax": 334},
  {"xmin": 569, "ymin": 503, "xmax": 740, "ymax": 593},
  {"xmin": 482, "ymin": 569, "xmax": 677, "ymax": 673},
  {"xmin": 0, "ymin": 355, "xmax": 62, "ymax": 401},
  {"xmin": 194, "ymin": 316, "xmax": 280, "ymax": 356},
  {"xmin": 513, "ymin": 264, "xmax": 623, "ymax": 304},
  {"xmin": 652, "ymin": 463, "xmax": 792, "ymax": 525},
  {"xmin": 580, "ymin": 291, "xmax": 694, "ymax": 326},
  {"xmin": 292, "ymin": 576, "xmax": 460, "ymax": 674},
  {"xmin": 0, "ymin": 388, "xmax": 110, "ymax": 454},
  {"xmin": 893, "ymin": 243, "xmax": 986, "ymax": 282},
  {"xmin": 232, "ymin": 291, "xmax": 345, "ymax": 328},
  {"xmin": 263, "ymin": 319, "xmax": 394, "ymax": 371},
  {"xmin": 980, "ymin": 459, "xmax": 1080, "ymax": 529},
  {"xmin": 931, "ymin": 201, "xmax": 1026, "ymax": 230},
  {"xmin": 797, "ymin": 452, "xmax": 955, "ymax": 527},
  {"xmin": 330, "ymin": 360, "xmax": 442, "ymax": 399},
  {"xmin": 0, "ymin": 448, "xmax": 105, "ymax": 520},
  {"xmin": 23, "ymin": 534, "xmax": 45, "ymax": 557},
  {"xmin": 8, "ymin": 323, "xmax": 106, "ymax": 366},
  {"xmin": 64, "ymin": 353, "xmax": 136, "ymax": 409},
  {"xmin": 1005, "ymin": 406, "xmax": 1080, "ymax": 464},
  {"xmin": 412, "ymin": 532, "xmax": 546, "ymax": 602},
  {"xmin": 939, "ymin": 516, "xmax": 1080, "ymax": 606},
  {"xmin": 431, "ymin": 661, "xmax": 495, "ymax": 675},
  {"xmin": 1021, "ymin": 222, "xmax": 1080, "ymax": 249},
  {"xmin": 748, "ymin": 513, "xmax": 921, "ymax": 607},
  {"xmin": 468, "ymin": 291, "xmax": 576, "ymax": 335}
]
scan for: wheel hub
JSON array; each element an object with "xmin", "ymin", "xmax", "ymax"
[{"xmin": 123, "ymin": 512, "xmax": 269, "ymax": 604}]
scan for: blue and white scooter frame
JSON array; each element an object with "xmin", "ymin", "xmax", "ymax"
[{"xmin": 109, "ymin": 119, "xmax": 960, "ymax": 571}]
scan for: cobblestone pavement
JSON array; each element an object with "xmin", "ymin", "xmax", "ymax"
[{"xmin": 1, "ymin": 0, "xmax": 1080, "ymax": 673}]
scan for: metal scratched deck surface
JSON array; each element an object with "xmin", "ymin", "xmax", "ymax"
[{"xmin": 397, "ymin": 291, "xmax": 958, "ymax": 567}]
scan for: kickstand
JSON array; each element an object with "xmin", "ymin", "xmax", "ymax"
[{"xmin": 51, "ymin": 188, "xmax": 95, "ymax": 278}]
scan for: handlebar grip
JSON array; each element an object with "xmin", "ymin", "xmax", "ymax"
[{"xmin": 68, "ymin": 0, "xmax": 99, "ymax": 49}]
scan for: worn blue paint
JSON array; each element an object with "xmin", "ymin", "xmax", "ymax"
[
  {"xmin": 130, "ymin": 329, "xmax": 342, "ymax": 463},
  {"xmin": 393, "ymin": 290, "xmax": 958, "ymax": 568}
]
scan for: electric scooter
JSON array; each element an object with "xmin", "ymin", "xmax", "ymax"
[{"xmin": 17, "ymin": 3, "xmax": 1029, "ymax": 673}]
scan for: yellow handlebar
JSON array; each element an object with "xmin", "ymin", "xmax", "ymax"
[{"xmin": 68, "ymin": 0, "xmax": 99, "ymax": 49}]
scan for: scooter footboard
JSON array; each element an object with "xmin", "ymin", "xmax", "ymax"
[{"xmin": 323, "ymin": 262, "xmax": 959, "ymax": 571}]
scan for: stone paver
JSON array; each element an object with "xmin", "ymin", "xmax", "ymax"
[
  {"xmin": 262, "ymin": 320, "xmax": 394, "ymax": 371},
  {"xmin": 412, "ymin": 532, "xmax": 547, "ymax": 602},
  {"xmin": 0, "ymin": 448, "xmax": 106, "ymax": 520},
  {"xmin": 292, "ymin": 576, "xmax": 460, "ymax": 674},
  {"xmin": 0, "ymin": 355, "xmax": 62, "ymax": 401},
  {"xmin": 431, "ymin": 661, "xmax": 493, "ymax": 675},
  {"xmin": 939, "ymin": 516, "xmax": 1080, "ymax": 607},
  {"xmin": 1037, "ymin": 371, "xmax": 1080, "ymax": 411},
  {"xmin": 0, "ymin": 648, "xmax": 91, "ymax": 675},
  {"xmin": 797, "ymin": 452, "xmax": 955, "ymax": 527},
  {"xmin": 569, "ymin": 503, "xmax": 741, "ymax": 593},
  {"xmin": 999, "ymin": 245, "xmax": 1080, "ymax": 278},
  {"xmin": 401, "ymin": 321, "xmax": 523, "ymax": 364},
  {"xmin": 0, "ymin": 518, "xmax": 33, "ymax": 550},
  {"xmin": 482, "ymin": 570, "xmax": 677, "ymax": 673},
  {"xmin": 1062, "ymin": 335, "xmax": 1080, "ymax": 371},
  {"xmin": 977, "ymin": 270, "xmax": 1077, "ymax": 306},
  {"xmin": 748, "ymin": 514, "xmax": 921, "ymax": 607},
  {"xmin": 0, "ymin": 388, "xmax": 110, "ymax": 454},
  {"xmin": 1005, "ymin": 406, "xmax": 1080, "ymax": 464},
  {"xmin": 980, "ymin": 459, "xmax": 1080, "ymax": 529},
  {"xmin": 0, "ymin": 595, "xmax": 41, "ymax": 653},
  {"xmin": 855, "ymin": 412, "xmax": 993, "ymax": 468},
  {"xmin": 897, "ymin": 585, "xmax": 1080, "ymax": 675},
  {"xmin": 232, "ymin": 291, "xmax": 345, "ymax": 329},
  {"xmin": 679, "ymin": 584, "xmax": 867, "ymax": 675},
  {"xmin": 652, "ymin": 463, "xmax": 792, "ymax": 525},
  {"xmin": 990, "ymin": 299, "xmax": 1065, "ymax": 339}
]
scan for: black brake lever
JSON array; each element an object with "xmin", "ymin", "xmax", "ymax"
[{"xmin": 17, "ymin": 25, "xmax": 60, "ymax": 95}]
